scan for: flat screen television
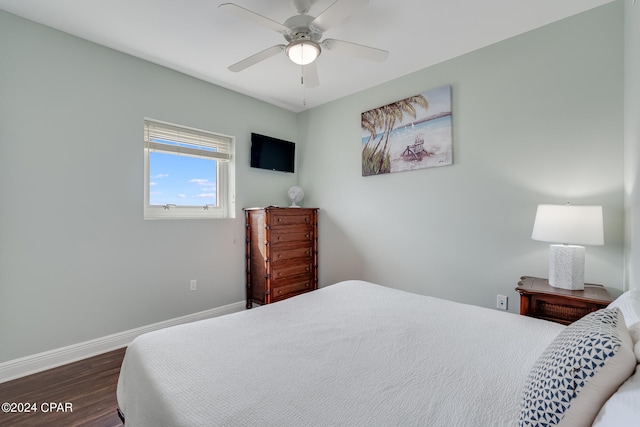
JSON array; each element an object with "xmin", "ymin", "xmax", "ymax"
[{"xmin": 250, "ymin": 133, "xmax": 295, "ymax": 173}]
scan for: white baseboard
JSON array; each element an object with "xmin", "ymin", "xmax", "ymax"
[{"xmin": 0, "ymin": 301, "xmax": 245, "ymax": 384}]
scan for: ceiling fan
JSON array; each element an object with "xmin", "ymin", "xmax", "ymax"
[{"xmin": 218, "ymin": 0, "xmax": 389, "ymax": 87}]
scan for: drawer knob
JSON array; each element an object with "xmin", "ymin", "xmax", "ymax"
[
  {"xmin": 305, "ymin": 283, "xmax": 309, "ymax": 287},
  {"xmin": 305, "ymin": 267, "xmax": 309, "ymax": 271},
  {"xmin": 305, "ymin": 234, "xmax": 309, "ymax": 239},
  {"xmin": 305, "ymin": 218, "xmax": 309, "ymax": 222},
  {"xmin": 278, "ymin": 218, "xmax": 282, "ymax": 222}
]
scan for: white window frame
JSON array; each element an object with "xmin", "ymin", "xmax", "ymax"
[{"xmin": 144, "ymin": 118, "xmax": 235, "ymax": 220}]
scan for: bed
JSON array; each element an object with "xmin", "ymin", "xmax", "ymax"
[{"xmin": 117, "ymin": 280, "xmax": 640, "ymax": 426}]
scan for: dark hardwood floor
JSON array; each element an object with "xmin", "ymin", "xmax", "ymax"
[{"xmin": 0, "ymin": 348, "xmax": 126, "ymax": 427}]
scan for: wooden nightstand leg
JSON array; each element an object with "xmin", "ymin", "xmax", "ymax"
[{"xmin": 519, "ymin": 295, "xmax": 530, "ymax": 317}]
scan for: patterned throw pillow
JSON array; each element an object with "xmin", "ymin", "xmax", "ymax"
[{"xmin": 518, "ymin": 308, "xmax": 635, "ymax": 427}]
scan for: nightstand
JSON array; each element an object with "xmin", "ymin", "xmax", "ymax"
[{"xmin": 515, "ymin": 276, "xmax": 612, "ymax": 325}]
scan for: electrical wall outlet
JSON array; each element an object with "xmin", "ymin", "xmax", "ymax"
[
  {"xmin": 497, "ymin": 294, "xmax": 508, "ymax": 310},
  {"xmin": 190, "ymin": 279, "xmax": 197, "ymax": 291}
]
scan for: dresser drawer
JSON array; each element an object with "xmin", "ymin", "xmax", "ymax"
[
  {"xmin": 270, "ymin": 229, "xmax": 313, "ymax": 244},
  {"xmin": 271, "ymin": 245, "xmax": 313, "ymax": 264},
  {"xmin": 271, "ymin": 278, "xmax": 314, "ymax": 301},
  {"xmin": 270, "ymin": 210, "xmax": 314, "ymax": 227},
  {"xmin": 271, "ymin": 262, "xmax": 313, "ymax": 280}
]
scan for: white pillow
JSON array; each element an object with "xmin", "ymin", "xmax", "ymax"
[
  {"xmin": 629, "ymin": 322, "xmax": 640, "ymax": 364},
  {"xmin": 592, "ymin": 365, "xmax": 640, "ymax": 427},
  {"xmin": 607, "ymin": 288, "xmax": 640, "ymax": 327},
  {"xmin": 518, "ymin": 308, "xmax": 636, "ymax": 427}
]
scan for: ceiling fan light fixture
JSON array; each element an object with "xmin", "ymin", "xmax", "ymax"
[{"xmin": 286, "ymin": 40, "xmax": 321, "ymax": 65}]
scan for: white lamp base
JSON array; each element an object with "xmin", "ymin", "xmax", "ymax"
[{"xmin": 548, "ymin": 244, "xmax": 585, "ymax": 290}]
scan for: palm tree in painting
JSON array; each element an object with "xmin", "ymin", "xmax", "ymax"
[
  {"xmin": 361, "ymin": 108, "xmax": 385, "ymax": 175},
  {"xmin": 361, "ymin": 94, "xmax": 428, "ymax": 176},
  {"xmin": 361, "ymin": 108, "xmax": 383, "ymax": 149}
]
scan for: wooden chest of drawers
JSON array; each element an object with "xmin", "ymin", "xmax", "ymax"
[{"xmin": 244, "ymin": 207, "xmax": 318, "ymax": 308}]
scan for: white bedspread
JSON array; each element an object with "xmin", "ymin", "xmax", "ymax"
[{"xmin": 117, "ymin": 280, "xmax": 565, "ymax": 427}]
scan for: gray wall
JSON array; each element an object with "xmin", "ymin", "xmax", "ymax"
[
  {"xmin": 298, "ymin": 2, "xmax": 625, "ymax": 307},
  {"xmin": 0, "ymin": 11, "xmax": 298, "ymax": 363},
  {"xmin": 0, "ymin": 2, "xmax": 629, "ymax": 364},
  {"xmin": 625, "ymin": 0, "xmax": 640, "ymax": 291}
]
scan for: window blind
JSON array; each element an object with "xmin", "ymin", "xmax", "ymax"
[{"xmin": 144, "ymin": 119, "xmax": 231, "ymax": 161}]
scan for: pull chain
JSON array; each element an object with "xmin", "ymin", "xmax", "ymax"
[{"xmin": 301, "ymin": 65, "xmax": 307, "ymax": 107}]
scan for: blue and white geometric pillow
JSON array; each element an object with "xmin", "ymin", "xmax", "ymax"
[{"xmin": 518, "ymin": 308, "xmax": 635, "ymax": 427}]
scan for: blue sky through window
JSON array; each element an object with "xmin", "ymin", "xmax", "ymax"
[{"xmin": 149, "ymin": 151, "xmax": 217, "ymax": 206}]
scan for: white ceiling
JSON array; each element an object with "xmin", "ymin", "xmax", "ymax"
[{"xmin": 0, "ymin": 0, "xmax": 614, "ymax": 112}]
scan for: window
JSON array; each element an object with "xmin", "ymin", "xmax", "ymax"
[{"xmin": 144, "ymin": 119, "xmax": 235, "ymax": 219}]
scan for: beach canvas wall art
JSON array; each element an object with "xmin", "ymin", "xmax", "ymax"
[{"xmin": 361, "ymin": 85, "xmax": 452, "ymax": 176}]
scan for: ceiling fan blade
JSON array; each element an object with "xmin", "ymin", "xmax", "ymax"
[
  {"xmin": 228, "ymin": 45, "xmax": 286, "ymax": 72},
  {"xmin": 310, "ymin": 0, "xmax": 368, "ymax": 33},
  {"xmin": 322, "ymin": 38, "xmax": 389, "ymax": 62},
  {"xmin": 302, "ymin": 62, "xmax": 319, "ymax": 88},
  {"xmin": 219, "ymin": 3, "xmax": 290, "ymax": 34}
]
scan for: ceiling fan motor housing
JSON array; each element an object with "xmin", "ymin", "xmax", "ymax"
[{"xmin": 283, "ymin": 15, "xmax": 322, "ymax": 42}]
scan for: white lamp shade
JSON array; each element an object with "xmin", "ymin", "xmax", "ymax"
[
  {"xmin": 531, "ymin": 204, "xmax": 604, "ymax": 246},
  {"xmin": 286, "ymin": 40, "xmax": 320, "ymax": 65}
]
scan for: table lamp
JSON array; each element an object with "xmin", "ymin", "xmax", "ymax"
[{"xmin": 531, "ymin": 204, "xmax": 604, "ymax": 290}]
